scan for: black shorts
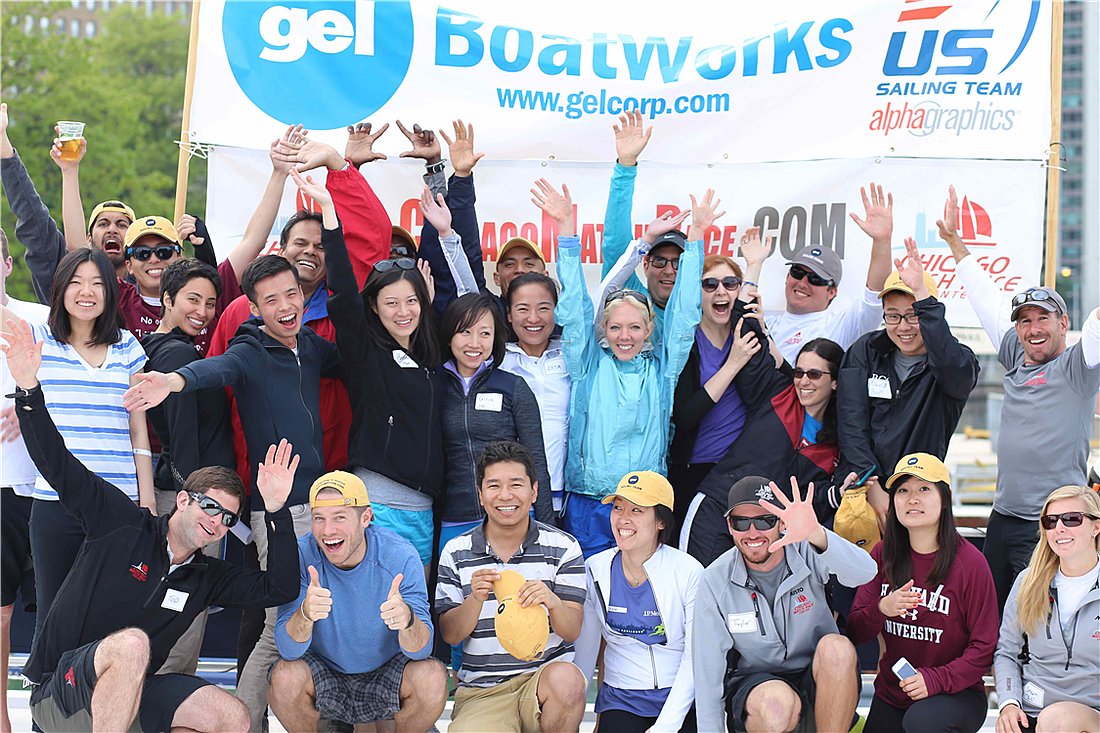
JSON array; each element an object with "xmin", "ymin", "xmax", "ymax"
[
  {"xmin": 29, "ymin": 639, "xmax": 211, "ymax": 733},
  {"xmin": 726, "ymin": 666, "xmax": 816, "ymax": 733},
  {"xmin": 1, "ymin": 489, "xmax": 36, "ymax": 611},
  {"xmin": 298, "ymin": 651, "xmax": 412, "ymax": 725}
]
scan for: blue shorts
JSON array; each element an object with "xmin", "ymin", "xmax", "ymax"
[
  {"xmin": 563, "ymin": 493, "xmax": 615, "ymax": 559},
  {"xmin": 370, "ymin": 504, "xmax": 433, "ymax": 566}
]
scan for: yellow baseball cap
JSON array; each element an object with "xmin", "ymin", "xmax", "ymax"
[
  {"xmin": 601, "ymin": 471, "xmax": 674, "ymax": 511},
  {"xmin": 124, "ymin": 216, "xmax": 180, "ymax": 250},
  {"xmin": 309, "ymin": 471, "xmax": 370, "ymax": 508},
  {"xmin": 879, "ymin": 270, "xmax": 939, "ymax": 300},
  {"xmin": 885, "ymin": 453, "xmax": 951, "ymax": 491},
  {"xmin": 493, "ymin": 570, "xmax": 549, "ymax": 662},
  {"xmin": 498, "ymin": 237, "xmax": 545, "ymax": 264},
  {"xmin": 391, "ymin": 225, "xmax": 417, "ymax": 251},
  {"xmin": 87, "ymin": 200, "xmax": 135, "ymax": 233}
]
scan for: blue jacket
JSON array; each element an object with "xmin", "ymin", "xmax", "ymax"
[{"xmin": 557, "ymin": 235, "xmax": 702, "ymax": 498}]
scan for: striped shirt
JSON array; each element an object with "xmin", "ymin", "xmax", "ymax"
[
  {"xmin": 436, "ymin": 519, "xmax": 586, "ymax": 687},
  {"xmin": 31, "ymin": 324, "xmax": 146, "ymax": 501}
]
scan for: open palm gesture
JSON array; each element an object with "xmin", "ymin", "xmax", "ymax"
[
  {"xmin": 895, "ymin": 237, "xmax": 930, "ymax": 299},
  {"xmin": 849, "ymin": 182, "xmax": 893, "ymax": 242},
  {"xmin": 757, "ymin": 477, "xmax": 822, "ymax": 553},
  {"xmin": 612, "ymin": 110, "xmax": 653, "ymax": 167},
  {"xmin": 345, "ymin": 121, "xmax": 390, "ymax": 166},
  {"xmin": 1, "ymin": 317, "xmax": 42, "ymax": 389},
  {"xmin": 256, "ymin": 439, "xmax": 300, "ymax": 513}
]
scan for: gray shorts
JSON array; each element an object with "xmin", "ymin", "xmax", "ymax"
[{"xmin": 300, "ymin": 651, "xmax": 412, "ymax": 725}]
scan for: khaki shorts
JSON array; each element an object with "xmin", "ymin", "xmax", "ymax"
[{"xmin": 448, "ymin": 662, "xmax": 582, "ymax": 733}]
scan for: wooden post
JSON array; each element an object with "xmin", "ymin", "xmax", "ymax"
[
  {"xmin": 1043, "ymin": 0, "xmax": 1064, "ymax": 288},
  {"xmin": 173, "ymin": 0, "xmax": 202, "ymax": 226}
]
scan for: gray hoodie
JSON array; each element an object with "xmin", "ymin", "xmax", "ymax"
[
  {"xmin": 994, "ymin": 564, "xmax": 1100, "ymax": 716},
  {"xmin": 692, "ymin": 528, "xmax": 877, "ymax": 733}
]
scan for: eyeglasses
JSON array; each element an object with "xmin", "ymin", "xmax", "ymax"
[
  {"xmin": 788, "ymin": 265, "xmax": 832, "ymax": 288},
  {"xmin": 1011, "ymin": 288, "xmax": 1061, "ymax": 312},
  {"xmin": 127, "ymin": 244, "xmax": 179, "ymax": 262},
  {"xmin": 186, "ymin": 491, "xmax": 239, "ymax": 527},
  {"xmin": 390, "ymin": 245, "xmax": 415, "ymax": 259},
  {"xmin": 1040, "ymin": 511, "xmax": 1098, "ymax": 530},
  {"xmin": 792, "ymin": 368, "xmax": 831, "ymax": 380},
  {"xmin": 604, "ymin": 288, "xmax": 652, "ymax": 315},
  {"xmin": 647, "ymin": 254, "xmax": 680, "ymax": 271},
  {"xmin": 373, "ymin": 257, "xmax": 417, "ymax": 273},
  {"xmin": 884, "ymin": 313, "xmax": 920, "ymax": 325},
  {"xmin": 726, "ymin": 514, "xmax": 780, "ymax": 532},
  {"xmin": 702, "ymin": 276, "xmax": 742, "ymax": 293}
]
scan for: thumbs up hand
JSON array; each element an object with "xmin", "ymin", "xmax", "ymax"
[
  {"xmin": 379, "ymin": 574, "xmax": 413, "ymax": 631},
  {"xmin": 301, "ymin": 565, "xmax": 332, "ymax": 623}
]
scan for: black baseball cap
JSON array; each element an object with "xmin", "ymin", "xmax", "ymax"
[{"xmin": 725, "ymin": 475, "xmax": 776, "ymax": 516}]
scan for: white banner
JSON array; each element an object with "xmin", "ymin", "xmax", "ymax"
[
  {"xmin": 191, "ymin": 0, "xmax": 1052, "ymax": 163},
  {"xmin": 205, "ymin": 149, "xmax": 1045, "ymax": 329}
]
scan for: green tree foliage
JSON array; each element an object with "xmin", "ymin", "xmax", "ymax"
[{"xmin": 1, "ymin": 1, "xmax": 203, "ymax": 302}]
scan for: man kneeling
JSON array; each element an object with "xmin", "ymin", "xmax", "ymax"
[{"xmin": 269, "ymin": 472, "xmax": 446, "ymax": 733}]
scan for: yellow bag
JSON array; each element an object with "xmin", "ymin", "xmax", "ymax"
[
  {"xmin": 834, "ymin": 486, "xmax": 880, "ymax": 553},
  {"xmin": 493, "ymin": 570, "xmax": 549, "ymax": 662}
]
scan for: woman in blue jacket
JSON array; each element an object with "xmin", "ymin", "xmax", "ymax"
[{"xmin": 535, "ymin": 181, "xmax": 716, "ymax": 557}]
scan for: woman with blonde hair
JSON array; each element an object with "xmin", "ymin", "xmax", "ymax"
[{"xmin": 995, "ymin": 485, "xmax": 1100, "ymax": 733}]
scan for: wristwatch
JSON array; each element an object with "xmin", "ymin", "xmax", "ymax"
[
  {"xmin": 425, "ymin": 159, "xmax": 447, "ymax": 175},
  {"xmin": 5, "ymin": 382, "xmax": 40, "ymax": 400}
]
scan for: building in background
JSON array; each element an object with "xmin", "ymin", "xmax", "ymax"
[{"xmin": 45, "ymin": 0, "xmax": 190, "ymax": 40}]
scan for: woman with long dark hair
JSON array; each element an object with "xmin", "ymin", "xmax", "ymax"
[
  {"xmin": 2, "ymin": 247, "xmax": 151, "ymax": 642},
  {"xmin": 848, "ymin": 453, "xmax": 998, "ymax": 733},
  {"xmin": 295, "ymin": 171, "xmax": 444, "ymax": 572}
]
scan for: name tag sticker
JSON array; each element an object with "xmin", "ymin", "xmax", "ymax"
[
  {"xmin": 392, "ymin": 350, "xmax": 419, "ymax": 369},
  {"xmin": 728, "ymin": 612, "xmax": 757, "ymax": 634},
  {"xmin": 607, "ymin": 605, "xmax": 627, "ymax": 614},
  {"xmin": 868, "ymin": 375, "xmax": 892, "ymax": 399},
  {"xmin": 161, "ymin": 589, "xmax": 189, "ymax": 612},
  {"xmin": 475, "ymin": 393, "xmax": 503, "ymax": 412},
  {"xmin": 1023, "ymin": 682, "xmax": 1045, "ymax": 708},
  {"xmin": 544, "ymin": 359, "xmax": 566, "ymax": 375}
]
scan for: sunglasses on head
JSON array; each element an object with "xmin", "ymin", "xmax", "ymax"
[
  {"xmin": 726, "ymin": 514, "xmax": 780, "ymax": 532},
  {"xmin": 1011, "ymin": 288, "xmax": 1060, "ymax": 312},
  {"xmin": 1040, "ymin": 511, "xmax": 1098, "ymax": 530},
  {"xmin": 187, "ymin": 491, "xmax": 239, "ymax": 527},
  {"xmin": 788, "ymin": 265, "xmax": 832, "ymax": 288},
  {"xmin": 373, "ymin": 257, "xmax": 417, "ymax": 273},
  {"xmin": 128, "ymin": 244, "xmax": 179, "ymax": 262},
  {"xmin": 792, "ymin": 367, "xmax": 831, "ymax": 380},
  {"xmin": 390, "ymin": 245, "xmax": 415, "ymax": 259},
  {"xmin": 702, "ymin": 276, "xmax": 742, "ymax": 293},
  {"xmin": 605, "ymin": 288, "xmax": 652, "ymax": 314},
  {"xmin": 647, "ymin": 254, "xmax": 680, "ymax": 271}
]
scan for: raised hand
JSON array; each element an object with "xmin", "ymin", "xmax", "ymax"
[
  {"xmin": 642, "ymin": 209, "xmax": 691, "ymax": 245},
  {"xmin": 517, "ymin": 579, "xmax": 561, "ymax": 610},
  {"xmin": 50, "ymin": 130, "xmax": 86, "ymax": 171},
  {"xmin": 726, "ymin": 318, "xmax": 761, "ymax": 369},
  {"xmin": 345, "ymin": 121, "xmax": 389, "ymax": 167},
  {"xmin": 688, "ymin": 189, "xmax": 726, "ymax": 241},
  {"xmin": 270, "ymin": 124, "xmax": 306, "ymax": 176},
  {"xmin": 290, "ymin": 169, "xmax": 332, "ymax": 209},
  {"xmin": 895, "ymin": 237, "xmax": 930, "ymax": 300},
  {"xmin": 469, "ymin": 567, "xmax": 501, "ymax": 603},
  {"xmin": 417, "ymin": 259, "xmax": 436, "ymax": 303},
  {"xmin": 420, "ymin": 185, "xmax": 453, "ymax": 239},
  {"xmin": 379, "ymin": 574, "xmax": 413, "ymax": 630},
  {"xmin": 302, "ymin": 565, "xmax": 332, "ymax": 622},
  {"xmin": 439, "ymin": 119, "xmax": 484, "ymax": 177},
  {"xmin": 757, "ymin": 477, "xmax": 824, "ymax": 553},
  {"xmin": 739, "ymin": 226, "xmax": 773, "ymax": 267},
  {"xmin": 176, "ymin": 214, "xmax": 205, "ymax": 246},
  {"xmin": 1, "ymin": 318, "xmax": 42, "ymax": 389},
  {"xmin": 850, "ymin": 182, "xmax": 893, "ymax": 242},
  {"xmin": 612, "ymin": 109, "xmax": 653, "ymax": 167},
  {"xmin": 935, "ymin": 185, "xmax": 959, "ymax": 242},
  {"xmin": 273, "ymin": 135, "xmax": 343, "ymax": 173},
  {"xmin": 878, "ymin": 579, "xmax": 921, "ymax": 617},
  {"xmin": 530, "ymin": 179, "xmax": 574, "ymax": 237},
  {"xmin": 395, "ymin": 121, "xmax": 441, "ymax": 163},
  {"xmin": 256, "ymin": 439, "xmax": 299, "ymax": 513},
  {"xmin": 123, "ymin": 372, "xmax": 173, "ymax": 412}
]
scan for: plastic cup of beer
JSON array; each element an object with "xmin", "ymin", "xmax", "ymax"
[{"xmin": 57, "ymin": 121, "xmax": 85, "ymax": 161}]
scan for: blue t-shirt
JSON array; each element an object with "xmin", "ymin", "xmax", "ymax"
[
  {"xmin": 689, "ymin": 328, "xmax": 747, "ymax": 464},
  {"xmin": 596, "ymin": 554, "xmax": 671, "ymax": 716},
  {"xmin": 800, "ymin": 413, "xmax": 823, "ymax": 447}
]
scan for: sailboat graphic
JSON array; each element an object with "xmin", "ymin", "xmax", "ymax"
[{"xmin": 952, "ymin": 196, "xmax": 997, "ymax": 248}]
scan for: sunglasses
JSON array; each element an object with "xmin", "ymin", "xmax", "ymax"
[
  {"xmin": 788, "ymin": 265, "xmax": 832, "ymax": 288},
  {"xmin": 792, "ymin": 368, "xmax": 831, "ymax": 380},
  {"xmin": 727, "ymin": 514, "xmax": 780, "ymax": 532},
  {"xmin": 647, "ymin": 254, "xmax": 680, "ymax": 271},
  {"xmin": 128, "ymin": 244, "xmax": 180, "ymax": 262},
  {"xmin": 884, "ymin": 313, "xmax": 920, "ymax": 325},
  {"xmin": 1040, "ymin": 511, "xmax": 1098, "ymax": 530},
  {"xmin": 187, "ymin": 491, "xmax": 239, "ymax": 527},
  {"xmin": 1012, "ymin": 288, "xmax": 1061, "ymax": 312},
  {"xmin": 373, "ymin": 257, "xmax": 417, "ymax": 273},
  {"xmin": 390, "ymin": 245, "xmax": 415, "ymax": 259},
  {"xmin": 702, "ymin": 276, "xmax": 742, "ymax": 293},
  {"xmin": 604, "ymin": 288, "xmax": 652, "ymax": 315}
]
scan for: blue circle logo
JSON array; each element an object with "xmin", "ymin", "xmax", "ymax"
[
  {"xmin": 907, "ymin": 457, "xmax": 919, "ymax": 465},
  {"xmin": 222, "ymin": 1, "xmax": 414, "ymax": 130},
  {"xmin": 810, "ymin": 248, "xmax": 822, "ymax": 256},
  {"xmin": 628, "ymin": 475, "xmax": 639, "ymax": 484},
  {"xmin": 146, "ymin": 218, "xmax": 157, "ymax": 225}
]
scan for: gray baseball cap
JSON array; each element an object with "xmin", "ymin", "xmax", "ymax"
[
  {"xmin": 1010, "ymin": 286, "xmax": 1067, "ymax": 321},
  {"xmin": 725, "ymin": 475, "xmax": 777, "ymax": 516},
  {"xmin": 789, "ymin": 245, "xmax": 842, "ymax": 286}
]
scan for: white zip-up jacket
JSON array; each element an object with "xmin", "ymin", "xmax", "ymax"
[{"xmin": 575, "ymin": 544, "xmax": 703, "ymax": 732}]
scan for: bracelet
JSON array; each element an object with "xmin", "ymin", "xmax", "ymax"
[
  {"xmin": 340, "ymin": 159, "xmax": 351, "ymax": 171},
  {"xmin": 404, "ymin": 602, "xmax": 415, "ymax": 630},
  {"xmin": 743, "ymin": 280, "xmax": 758, "ymax": 287},
  {"xmin": 300, "ymin": 604, "xmax": 313, "ymax": 623},
  {"xmin": 424, "ymin": 159, "xmax": 447, "ymax": 175},
  {"xmin": 133, "ymin": 449, "xmax": 153, "ymax": 458}
]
